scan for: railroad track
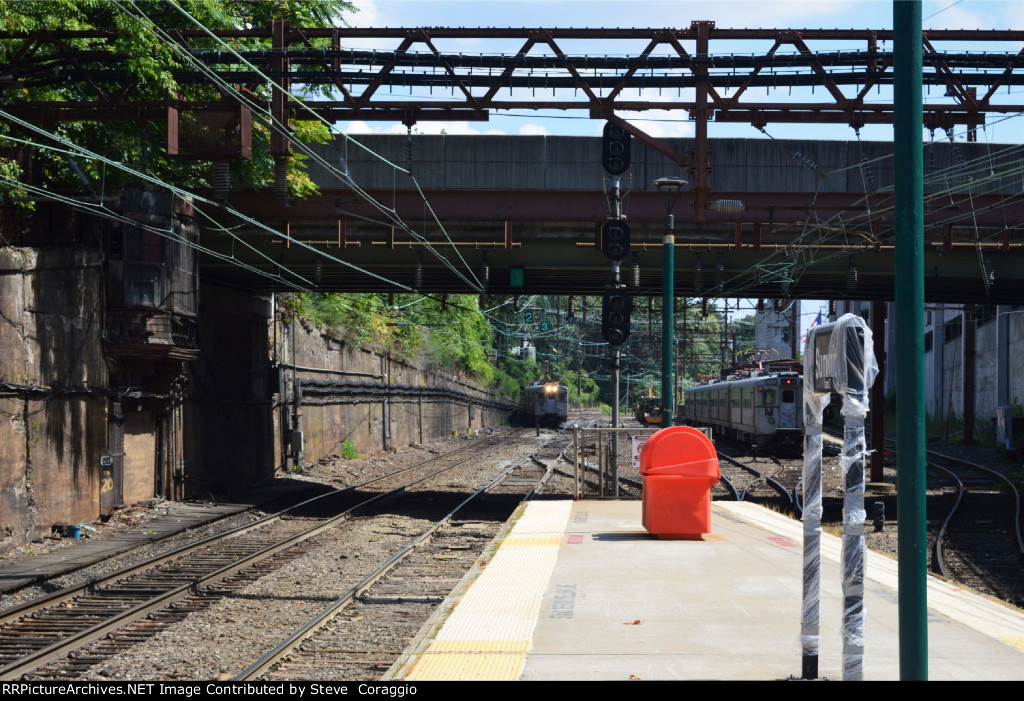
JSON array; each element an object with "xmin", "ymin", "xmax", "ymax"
[
  {"xmin": 926, "ymin": 448, "xmax": 1024, "ymax": 607},
  {"xmin": 235, "ymin": 437, "xmax": 572, "ymax": 681},
  {"xmin": 714, "ymin": 451, "xmax": 797, "ymax": 511},
  {"xmin": 0, "ymin": 430, "xmax": 530, "ymax": 680}
]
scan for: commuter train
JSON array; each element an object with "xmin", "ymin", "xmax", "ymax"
[
  {"xmin": 519, "ymin": 380, "xmax": 569, "ymax": 427},
  {"xmin": 682, "ymin": 371, "xmax": 803, "ymax": 453}
]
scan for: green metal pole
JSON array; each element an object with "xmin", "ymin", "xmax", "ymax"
[
  {"xmin": 894, "ymin": 0, "xmax": 928, "ymax": 680},
  {"xmin": 662, "ymin": 214, "xmax": 674, "ymax": 428}
]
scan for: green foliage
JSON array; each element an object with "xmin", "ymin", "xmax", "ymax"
[
  {"xmin": 0, "ymin": 0, "xmax": 355, "ymax": 202},
  {"xmin": 341, "ymin": 438, "xmax": 359, "ymax": 460}
]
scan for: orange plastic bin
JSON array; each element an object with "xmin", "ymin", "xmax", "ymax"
[{"xmin": 639, "ymin": 426, "xmax": 721, "ymax": 540}]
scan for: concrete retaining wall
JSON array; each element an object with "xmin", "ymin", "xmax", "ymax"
[
  {"xmin": 0, "ymin": 247, "xmax": 107, "ymax": 550},
  {"xmin": 279, "ymin": 315, "xmax": 514, "ymax": 466}
]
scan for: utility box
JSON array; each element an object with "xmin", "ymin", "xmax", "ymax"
[
  {"xmin": 996, "ymin": 406, "xmax": 1024, "ymax": 449},
  {"xmin": 639, "ymin": 426, "xmax": 721, "ymax": 540}
]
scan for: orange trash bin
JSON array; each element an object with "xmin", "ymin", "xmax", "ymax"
[{"xmin": 639, "ymin": 426, "xmax": 721, "ymax": 540}]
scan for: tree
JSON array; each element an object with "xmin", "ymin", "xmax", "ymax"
[{"xmin": 0, "ymin": 0, "xmax": 355, "ymax": 201}]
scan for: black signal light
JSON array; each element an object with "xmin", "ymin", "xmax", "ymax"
[
  {"xmin": 601, "ymin": 289, "xmax": 632, "ymax": 346},
  {"xmin": 602, "ymin": 121, "xmax": 631, "ymax": 175},
  {"xmin": 601, "ymin": 218, "xmax": 631, "ymax": 261}
]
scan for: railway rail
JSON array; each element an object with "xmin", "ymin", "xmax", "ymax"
[
  {"xmin": 924, "ymin": 448, "xmax": 1024, "ymax": 607},
  {"xmin": 236, "ymin": 438, "xmax": 571, "ymax": 681},
  {"xmin": 714, "ymin": 451, "xmax": 797, "ymax": 512},
  {"xmin": 0, "ymin": 430, "xmax": 531, "ymax": 680}
]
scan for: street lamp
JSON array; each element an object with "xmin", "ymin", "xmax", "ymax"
[{"xmin": 653, "ymin": 176, "xmax": 687, "ymax": 427}]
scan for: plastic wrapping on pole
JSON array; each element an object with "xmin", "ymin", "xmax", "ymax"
[
  {"xmin": 842, "ymin": 413, "xmax": 867, "ymax": 681},
  {"xmin": 801, "ymin": 405, "xmax": 825, "ymax": 679},
  {"xmin": 801, "ymin": 313, "xmax": 878, "ymax": 680}
]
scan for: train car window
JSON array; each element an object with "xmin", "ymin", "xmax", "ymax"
[
  {"xmin": 782, "ymin": 389, "xmax": 795, "ymax": 403},
  {"xmin": 763, "ymin": 389, "xmax": 776, "ymax": 405}
]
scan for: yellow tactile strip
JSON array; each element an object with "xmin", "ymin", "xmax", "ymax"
[
  {"xmin": 405, "ymin": 500, "xmax": 572, "ymax": 680},
  {"xmin": 1002, "ymin": 638, "xmax": 1024, "ymax": 652}
]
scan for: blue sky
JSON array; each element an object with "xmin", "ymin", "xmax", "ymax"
[
  {"xmin": 341, "ymin": 0, "xmax": 1024, "ymax": 140},
  {"xmin": 335, "ymin": 0, "xmax": 1023, "ymax": 337}
]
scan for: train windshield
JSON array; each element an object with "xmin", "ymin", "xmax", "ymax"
[{"xmin": 782, "ymin": 389, "xmax": 795, "ymax": 403}]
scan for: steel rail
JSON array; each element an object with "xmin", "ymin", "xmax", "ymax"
[
  {"xmin": 881, "ymin": 438, "xmax": 1023, "ymax": 578},
  {"xmin": 0, "ymin": 431, "xmax": 527, "ymax": 680},
  {"xmin": 234, "ymin": 443, "xmax": 560, "ymax": 680},
  {"xmin": 925, "ymin": 447, "xmax": 1024, "ymax": 561},
  {"xmin": 0, "ymin": 430, "xmax": 521, "ymax": 614},
  {"xmin": 717, "ymin": 450, "xmax": 795, "ymax": 508},
  {"xmin": 926, "ymin": 459, "xmax": 965, "ymax": 579}
]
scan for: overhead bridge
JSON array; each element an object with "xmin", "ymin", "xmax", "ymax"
[{"xmin": 199, "ymin": 134, "xmax": 1024, "ymax": 304}]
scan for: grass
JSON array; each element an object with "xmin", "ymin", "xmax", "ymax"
[{"xmin": 342, "ymin": 438, "xmax": 360, "ymax": 460}]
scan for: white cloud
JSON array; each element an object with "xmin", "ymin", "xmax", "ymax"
[
  {"xmin": 619, "ymin": 111, "xmax": 695, "ymax": 139},
  {"xmin": 343, "ymin": 120, "xmax": 408, "ymax": 135},
  {"xmin": 518, "ymin": 123, "xmax": 551, "ymax": 136}
]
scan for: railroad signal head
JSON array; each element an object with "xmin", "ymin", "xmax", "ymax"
[
  {"xmin": 601, "ymin": 290, "xmax": 632, "ymax": 346},
  {"xmin": 601, "ymin": 218, "xmax": 631, "ymax": 261},
  {"xmin": 602, "ymin": 121, "xmax": 631, "ymax": 175}
]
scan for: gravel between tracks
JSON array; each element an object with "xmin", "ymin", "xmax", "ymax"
[
  {"xmin": 9, "ymin": 428, "xmax": 562, "ymax": 680},
  {"xmin": 4, "ymin": 422, "xmax": 1020, "ymax": 679}
]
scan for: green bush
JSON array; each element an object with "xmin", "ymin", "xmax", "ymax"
[{"xmin": 342, "ymin": 438, "xmax": 360, "ymax": 460}]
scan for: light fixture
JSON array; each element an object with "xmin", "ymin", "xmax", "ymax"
[
  {"xmin": 694, "ymin": 252, "xmax": 704, "ymax": 293},
  {"xmin": 631, "ymin": 252, "xmax": 640, "ymax": 287},
  {"xmin": 481, "ymin": 251, "xmax": 490, "ymax": 289},
  {"xmin": 847, "ymin": 255, "xmax": 858, "ymax": 292},
  {"xmin": 414, "ymin": 251, "xmax": 423, "ymax": 291}
]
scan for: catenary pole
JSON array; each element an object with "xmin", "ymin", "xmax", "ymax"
[{"xmin": 893, "ymin": 0, "xmax": 929, "ymax": 680}]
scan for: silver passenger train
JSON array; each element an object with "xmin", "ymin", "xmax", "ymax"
[
  {"xmin": 682, "ymin": 371, "xmax": 803, "ymax": 453},
  {"xmin": 519, "ymin": 380, "xmax": 569, "ymax": 427}
]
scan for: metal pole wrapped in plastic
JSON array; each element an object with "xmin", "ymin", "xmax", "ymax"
[
  {"xmin": 802, "ymin": 313, "xmax": 879, "ymax": 681},
  {"xmin": 800, "ymin": 329, "xmax": 829, "ymax": 679},
  {"xmin": 835, "ymin": 317, "xmax": 877, "ymax": 681}
]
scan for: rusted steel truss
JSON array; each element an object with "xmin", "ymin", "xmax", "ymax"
[{"xmin": 3, "ymin": 22, "xmax": 1024, "ymax": 133}]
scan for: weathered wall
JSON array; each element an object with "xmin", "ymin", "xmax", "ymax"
[
  {"xmin": 281, "ymin": 317, "xmax": 513, "ymax": 466},
  {"xmin": 0, "ymin": 247, "xmax": 107, "ymax": 552}
]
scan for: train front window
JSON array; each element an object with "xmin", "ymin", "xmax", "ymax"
[{"xmin": 782, "ymin": 389, "xmax": 795, "ymax": 404}]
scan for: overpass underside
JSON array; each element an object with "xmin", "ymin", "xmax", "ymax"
[{"xmin": 200, "ymin": 135, "xmax": 1024, "ymax": 305}]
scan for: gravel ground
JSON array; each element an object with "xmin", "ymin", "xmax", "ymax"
[
  {"xmin": 16, "ymin": 427, "xmax": 558, "ymax": 681},
  {"xmin": 5, "ymin": 420, "xmax": 1019, "ymax": 679}
]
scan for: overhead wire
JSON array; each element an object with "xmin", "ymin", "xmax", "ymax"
[
  {"xmin": 118, "ymin": 0, "xmax": 484, "ymax": 293},
  {"xmin": 0, "ymin": 108, "xmax": 422, "ymax": 293}
]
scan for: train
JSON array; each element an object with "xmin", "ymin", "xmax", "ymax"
[
  {"xmin": 634, "ymin": 396, "xmax": 663, "ymax": 426},
  {"xmin": 682, "ymin": 371, "xmax": 803, "ymax": 454},
  {"xmin": 519, "ymin": 380, "xmax": 569, "ymax": 427}
]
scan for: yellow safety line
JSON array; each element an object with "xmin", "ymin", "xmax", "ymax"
[{"xmin": 405, "ymin": 501, "xmax": 572, "ymax": 680}]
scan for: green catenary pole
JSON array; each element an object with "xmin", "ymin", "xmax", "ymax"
[{"xmin": 893, "ymin": 0, "xmax": 929, "ymax": 680}]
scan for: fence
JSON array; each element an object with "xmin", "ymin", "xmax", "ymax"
[
  {"xmin": 571, "ymin": 426, "xmax": 658, "ymax": 499},
  {"xmin": 570, "ymin": 425, "xmax": 715, "ymax": 499}
]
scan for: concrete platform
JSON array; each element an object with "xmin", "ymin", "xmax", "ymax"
[{"xmin": 398, "ymin": 500, "xmax": 1024, "ymax": 681}]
